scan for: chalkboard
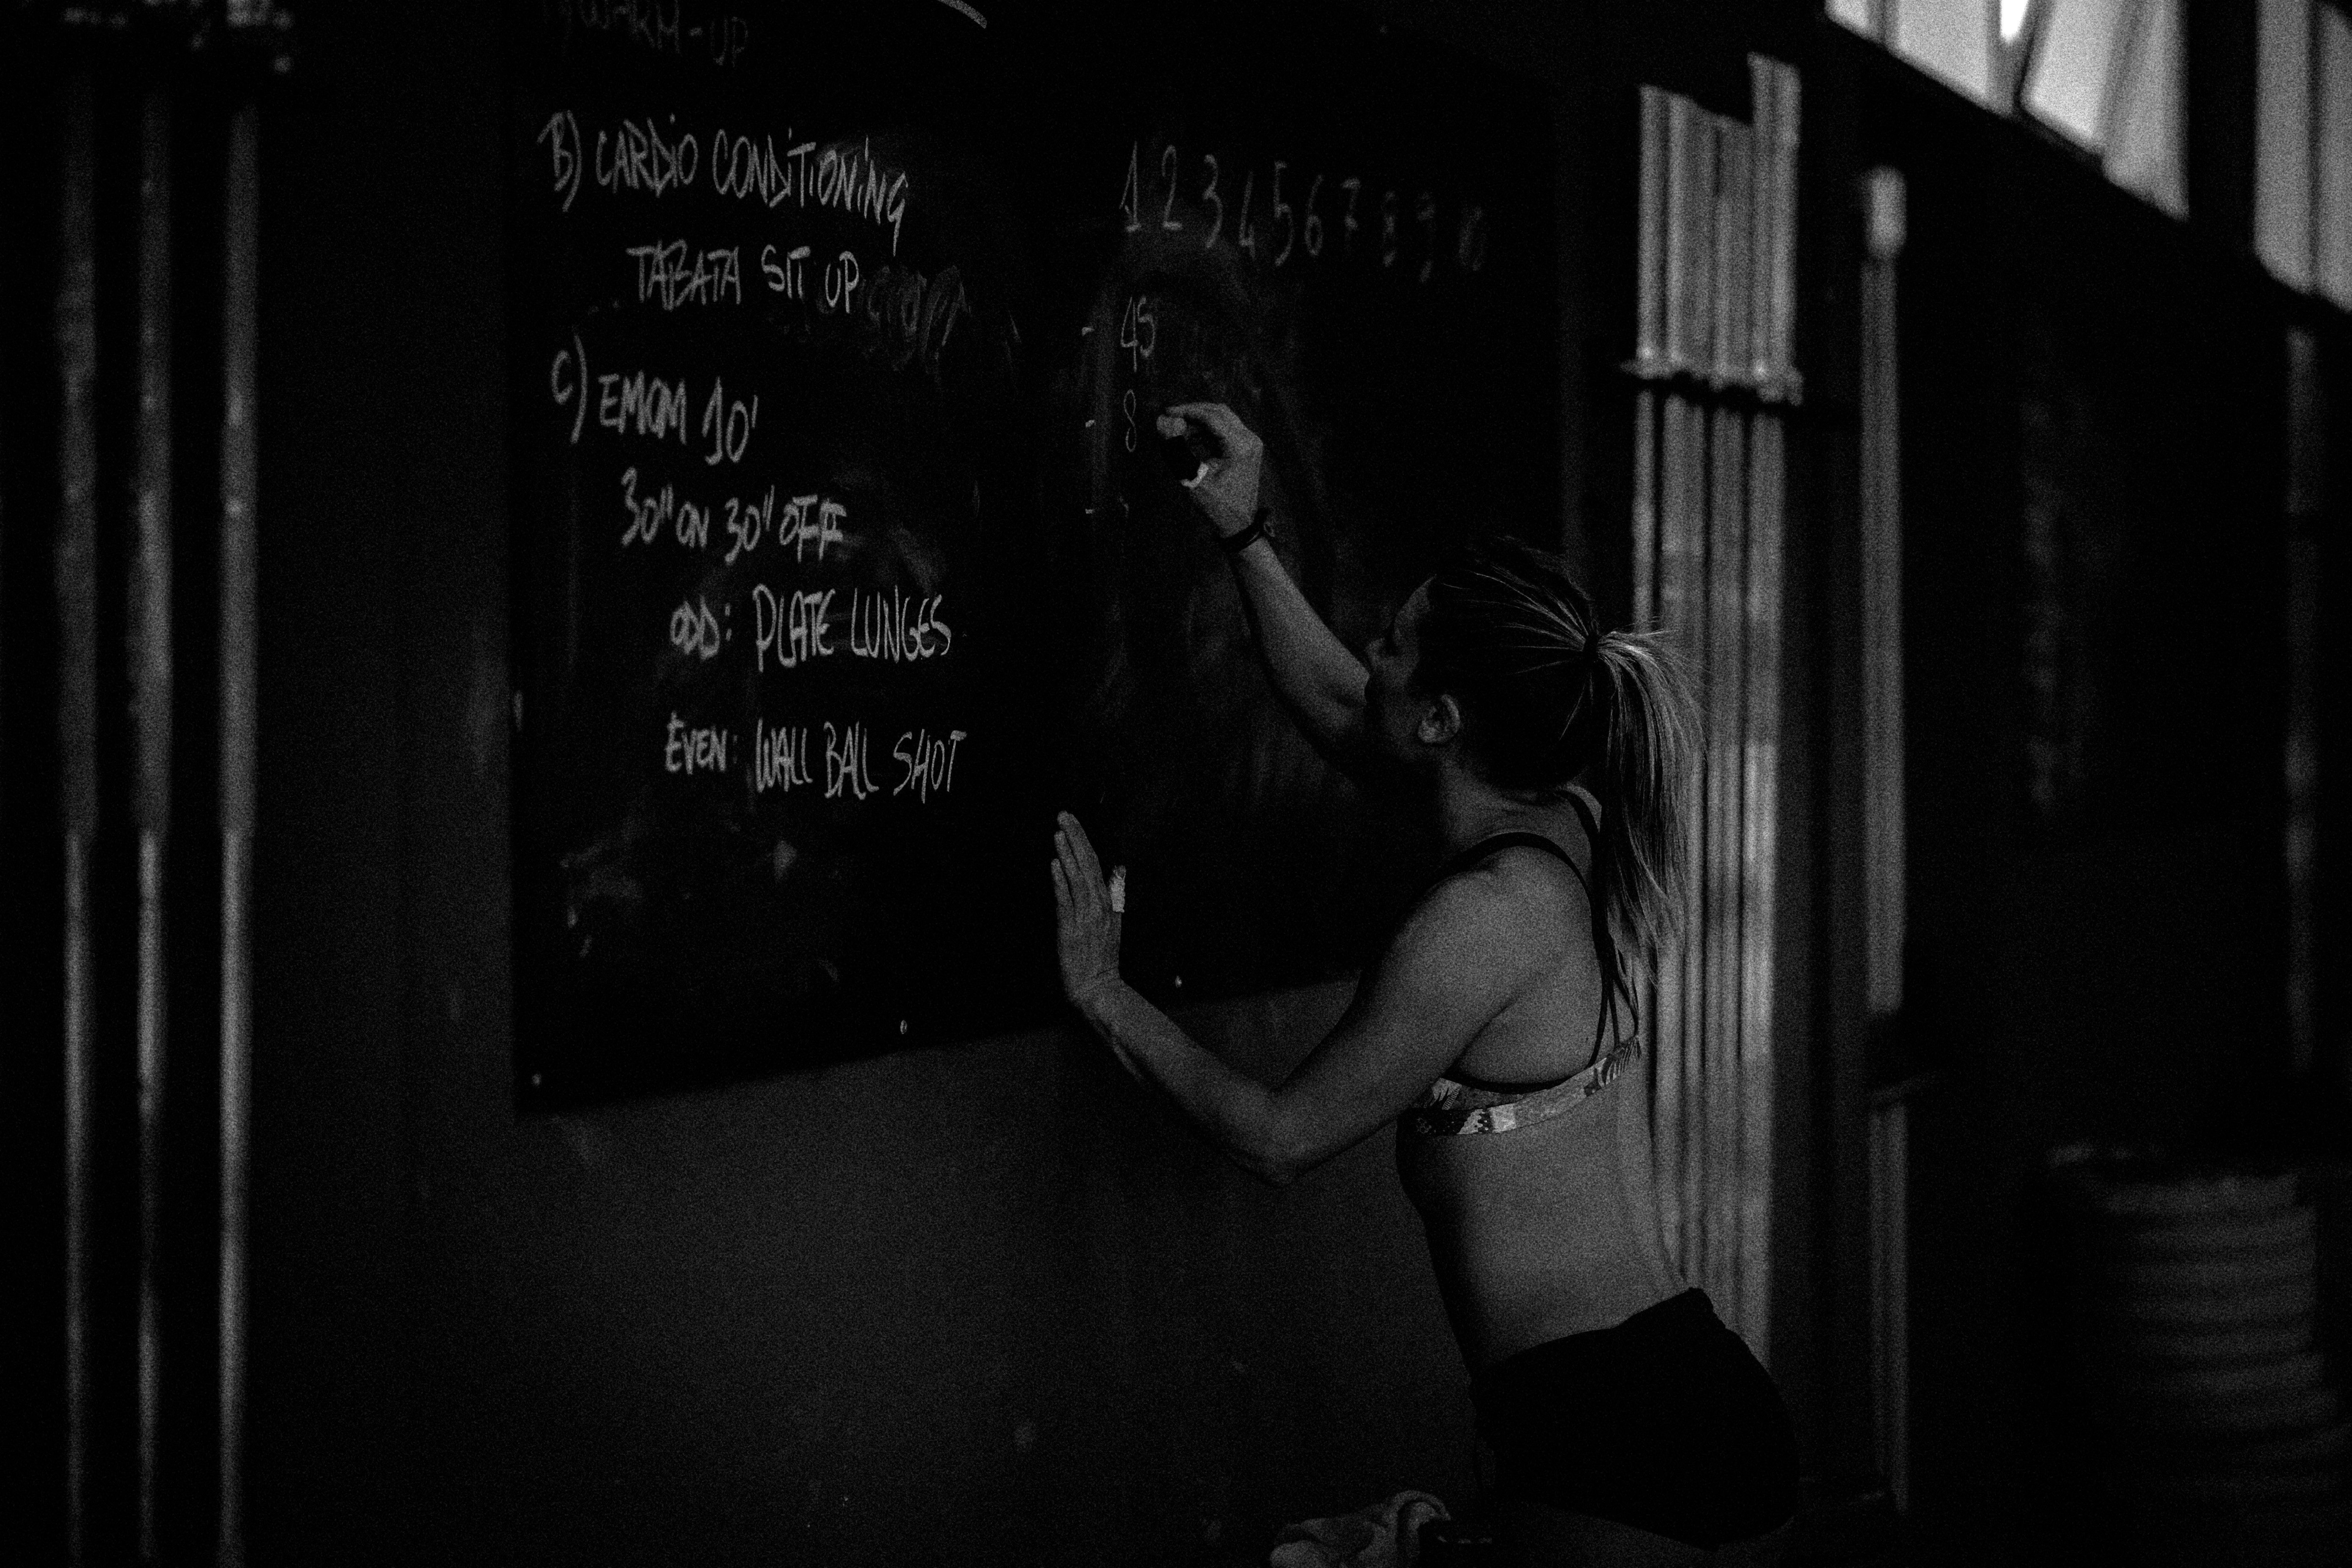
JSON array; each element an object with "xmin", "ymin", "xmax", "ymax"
[{"xmin": 509, "ymin": 0, "xmax": 1558, "ymax": 1105}]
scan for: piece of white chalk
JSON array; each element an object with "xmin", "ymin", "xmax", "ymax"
[
  {"xmin": 1181, "ymin": 462, "xmax": 1210, "ymax": 489},
  {"xmin": 1108, "ymin": 866, "xmax": 1127, "ymax": 914}
]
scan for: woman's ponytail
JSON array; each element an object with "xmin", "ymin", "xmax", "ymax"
[
  {"xmin": 1584, "ymin": 629, "xmax": 1699, "ymax": 967},
  {"xmin": 1418, "ymin": 537, "xmax": 1701, "ymax": 967}
]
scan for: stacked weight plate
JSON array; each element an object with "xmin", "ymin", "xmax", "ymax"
[{"xmin": 2058, "ymin": 1164, "xmax": 2352, "ymax": 1565}]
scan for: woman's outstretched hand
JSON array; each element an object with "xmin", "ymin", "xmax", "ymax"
[
  {"xmin": 1158, "ymin": 401, "xmax": 1263, "ymax": 539},
  {"xmin": 1051, "ymin": 811, "xmax": 1125, "ymax": 1013}
]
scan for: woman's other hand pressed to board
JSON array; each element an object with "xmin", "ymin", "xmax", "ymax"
[{"xmin": 1050, "ymin": 811, "xmax": 1124, "ymax": 1012}]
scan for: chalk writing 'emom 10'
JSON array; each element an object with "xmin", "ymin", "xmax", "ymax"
[{"xmin": 549, "ymin": 344, "xmax": 758, "ymax": 465}]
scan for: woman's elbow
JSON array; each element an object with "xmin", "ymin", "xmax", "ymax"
[
  {"xmin": 1236, "ymin": 1125, "xmax": 1319, "ymax": 1187},
  {"xmin": 1241, "ymin": 1152, "xmax": 1302, "ymax": 1187},
  {"xmin": 1220, "ymin": 1095, "xmax": 1325, "ymax": 1186}
]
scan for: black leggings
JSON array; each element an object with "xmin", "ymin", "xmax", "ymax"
[{"xmin": 1470, "ymin": 1289, "xmax": 1800, "ymax": 1549}]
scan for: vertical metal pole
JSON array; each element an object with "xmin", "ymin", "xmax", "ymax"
[
  {"xmin": 55, "ymin": 71, "xmax": 101, "ymax": 1568},
  {"xmin": 1632, "ymin": 85, "xmax": 1667, "ymax": 625},
  {"xmin": 1858, "ymin": 167, "xmax": 1906, "ymax": 1034},
  {"xmin": 1859, "ymin": 163, "xmax": 1909, "ymax": 1511},
  {"xmin": 132, "ymin": 86, "xmax": 177, "ymax": 1568},
  {"xmin": 1634, "ymin": 85, "xmax": 1668, "ymax": 378},
  {"xmin": 2284, "ymin": 326, "xmax": 2323, "ymax": 1084},
  {"xmin": 1677, "ymin": 107, "xmax": 1720, "ymax": 1296},
  {"xmin": 1737, "ymin": 53, "xmax": 1799, "ymax": 1360},
  {"xmin": 1744, "ymin": 406, "xmax": 1788, "ymax": 1351},
  {"xmin": 1866, "ymin": 1083, "xmax": 1911, "ymax": 1509},
  {"xmin": 218, "ymin": 96, "xmax": 261, "ymax": 1568},
  {"xmin": 1706, "ymin": 120, "xmax": 1753, "ymax": 1333}
]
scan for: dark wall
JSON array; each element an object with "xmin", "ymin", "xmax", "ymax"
[
  {"xmin": 237, "ymin": 4, "xmax": 1825, "ymax": 1566},
  {"xmin": 1836, "ymin": 37, "xmax": 2299, "ymax": 1562}
]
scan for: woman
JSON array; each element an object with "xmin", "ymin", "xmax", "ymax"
[{"xmin": 1049, "ymin": 403, "xmax": 1799, "ymax": 1566}]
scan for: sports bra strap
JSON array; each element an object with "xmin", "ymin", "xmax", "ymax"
[
  {"xmin": 1435, "ymin": 805, "xmax": 1637, "ymax": 1070},
  {"xmin": 1433, "ymin": 828, "xmax": 1589, "ymax": 889}
]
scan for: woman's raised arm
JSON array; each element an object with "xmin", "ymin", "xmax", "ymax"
[{"xmin": 1159, "ymin": 401, "xmax": 1371, "ymax": 769}]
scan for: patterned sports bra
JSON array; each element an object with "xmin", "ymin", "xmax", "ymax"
[
  {"xmin": 1405, "ymin": 1036, "xmax": 1643, "ymax": 1137},
  {"xmin": 1402, "ymin": 797, "xmax": 1640, "ymax": 1139}
]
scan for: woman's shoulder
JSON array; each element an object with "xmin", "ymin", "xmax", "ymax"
[
  {"xmin": 1403, "ymin": 836, "xmax": 1589, "ymax": 963},
  {"xmin": 1438, "ymin": 809, "xmax": 1598, "ymax": 897}
]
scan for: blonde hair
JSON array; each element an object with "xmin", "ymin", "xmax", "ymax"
[{"xmin": 1417, "ymin": 537, "xmax": 1699, "ymax": 964}]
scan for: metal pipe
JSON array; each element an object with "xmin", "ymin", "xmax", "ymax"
[
  {"xmin": 1704, "ymin": 122, "xmax": 1754, "ymax": 1328},
  {"xmin": 1858, "ymin": 161, "xmax": 1910, "ymax": 1512},
  {"xmin": 132, "ymin": 85, "xmax": 177, "ymax": 1568},
  {"xmin": 55, "ymin": 70, "xmax": 101, "ymax": 1568},
  {"xmin": 2284, "ymin": 325, "xmax": 2322, "ymax": 1083},
  {"xmin": 1858, "ymin": 168, "xmax": 1906, "ymax": 1028},
  {"xmin": 218, "ymin": 95, "xmax": 262, "ymax": 1568}
]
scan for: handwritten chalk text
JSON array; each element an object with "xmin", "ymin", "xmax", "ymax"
[
  {"xmin": 663, "ymin": 712, "xmax": 731, "ymax": 775},
  {"xmin": 891, "ymin": 727, "xmax": 965, "ymax": 803},
  {"xmin": 627, "ymin": 239, "xmax": 743, "ymax": 309}
]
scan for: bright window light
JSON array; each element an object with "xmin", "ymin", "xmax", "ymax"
[
  {"xmin": 2104, "ymin": 0, "xmax": 2186, "ymax": 217},
  {"xmin": 2256, "ymin": 0, "xmax": 2316, "ymax": 290},
  {"xmin": 2317, "ymin": 2, "xmax": 2352, "ymax": 308},
  {"xmin": 2024, "ymin": 0, "xmax": 2129, "ymax": 150},
  {"xmin": 1893, "ymin": 0, "xmax": 1997, "ymax": 103},
  {"xmin": 1831, "ymin": 0, "xmax": 2195, "ymax": 230},
  {"xmin": 1830, "ymin": 0, "xmax": 1877, "ymax": 36}
]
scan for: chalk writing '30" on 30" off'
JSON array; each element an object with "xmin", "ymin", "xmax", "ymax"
[{"xmin": 618, "ymin": 472, "xmax": 850, "ymax": 565}]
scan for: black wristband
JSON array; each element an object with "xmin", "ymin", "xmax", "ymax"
[{"xmin": 1219, "ymin": 506, "xmax": 1275, "ymax": 557}]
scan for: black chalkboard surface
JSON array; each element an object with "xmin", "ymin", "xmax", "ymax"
[{"xmin": 509, "ymin": 0, "xmax": 1557, "ymax": 1105}]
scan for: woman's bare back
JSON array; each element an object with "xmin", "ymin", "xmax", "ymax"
[{"xmin": 1391, "ymin": 808, "xmax": 1681, "ymax": 1369}]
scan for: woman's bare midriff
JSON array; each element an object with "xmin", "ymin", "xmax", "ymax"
[{"xmin": 1397, "ymin": 1065, "xmax": 1681, "ymax": 1369}]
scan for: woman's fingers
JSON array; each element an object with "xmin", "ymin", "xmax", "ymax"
[
  {"xmin": 1160, "ymin": 401, "xmax": 1259, "ymax": 458},
  {"xmin": 1052, "ymin": 814, "xmax": 1127, "ymax": 1010},
  {"xmin": 1056, "ymin": 811, "xmax": 1107, "ymax": 889},
  {"xmin": 1054, "ymin": 841, "xmax": 1100, "ymax": 937}
]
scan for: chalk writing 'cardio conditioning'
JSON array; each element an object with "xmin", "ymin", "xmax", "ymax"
[{"xmin": 538, "ymin": 110, "xmax": 912, "ymax": 253}]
